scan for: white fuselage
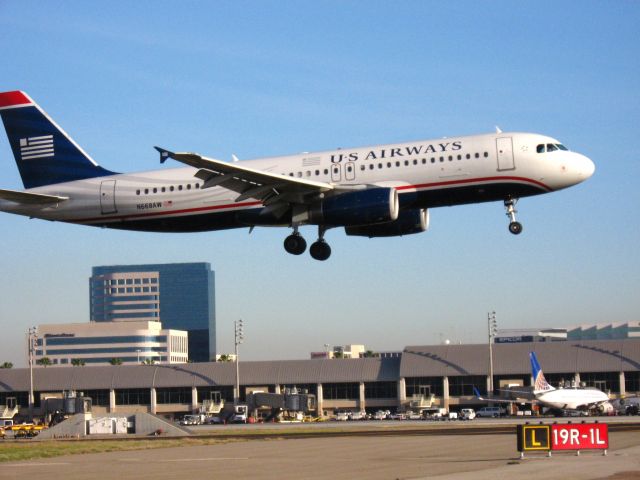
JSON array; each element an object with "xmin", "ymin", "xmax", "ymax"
[
  {"xmin": 536, "ymin": 388, "xmax": 610, "ymax": 411},
  {"xmin": 0, "ymin": 131, "xmax": 595, "ymax": 232}
]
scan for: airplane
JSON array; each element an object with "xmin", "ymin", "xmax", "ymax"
[
  {"xmin": 474, "ymin": 352, "xmax": 611, "ymax": 415},
  {"xmin": 0, "ymin": 90, "xmax": 595, "ymax": 260}
]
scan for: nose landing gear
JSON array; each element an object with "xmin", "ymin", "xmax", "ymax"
[{"xmin": 504, "ymin": 197, "xmax": 523, "ymax": 235}]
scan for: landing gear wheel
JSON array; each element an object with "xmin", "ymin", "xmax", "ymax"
[
  {"xmin": 508, "ymin": 221, "xmax": 523, "ymax": 235},
  {"xmin": 284, "ymin": 233, "xmax": 307, "ymax": 255},
  {"xmin": 309, "ymin": 240, "xmax": 331, "ymax": 261}
]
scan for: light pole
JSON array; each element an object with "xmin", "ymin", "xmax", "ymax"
[
  {"xmin": 324, "ymin": 343, "xmax": 330, "ymax": 358},
  {"xmin": 28, "ymin": 326, "xmax": 37, "ymax": 420},
  {"xmin": 488, "ymin": 311, "xmax": 497, "ymax": 395},
  {"xmin": 234, "ymin": 319, "xmax": 244, "ymax": 405}
]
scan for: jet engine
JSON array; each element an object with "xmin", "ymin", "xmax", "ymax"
[
  {"xmin": 309, "ymin": 187, "xmax": 399, "ymax": 226},
  {"xmin": 344, "ymin": 208, "xmax": 429, "ymax": 237}
]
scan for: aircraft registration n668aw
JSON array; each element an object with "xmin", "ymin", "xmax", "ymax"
[{"xmin": 0, "ymin": 91, "xmax": 594, "ymax": 260}]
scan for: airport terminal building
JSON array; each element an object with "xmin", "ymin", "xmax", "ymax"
[{"xmin": 1, "ymin": 339, "xmax": 638, "ymax": 419}]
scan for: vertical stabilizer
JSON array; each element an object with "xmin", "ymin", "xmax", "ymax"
[
  {"xmin": 530, "ymin": 351, "xmax": 554, "ymax": 393},
  {"xmin": 0, "ymin": 90, "xmax": 115, "ymax": 188}
]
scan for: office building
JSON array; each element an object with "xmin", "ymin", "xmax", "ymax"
[
  {"xmin": 90, "ymin": 263, "xmax": 215, "ymax": 362},
  {"xmin": 35, "ymin": 321, "xmax": 188, "ymax": 366}
]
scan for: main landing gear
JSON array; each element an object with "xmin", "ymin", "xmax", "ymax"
[
  {"xmin": 504, "ymin": 197, "xmax": 523, "ymax": 235},
  {"xmin": 283, "ymin": 226, "xmax": 332, "ymax": 261}
]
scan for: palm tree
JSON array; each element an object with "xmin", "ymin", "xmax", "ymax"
[
  {"xmin": 143, "ymin": 358, "xmax": 156, "ymax": 365},
  {"xmin": 71, "ymin": 358, "xmax": 86, "ymax": 366},
  {"xmin": 0, "ymin": 362, "xmax": 13, "ymax": 369},
  {"xmin": 36, "ymin": 357, "xmax": 52, "ymax": 367},
  {"xmin": 109, "ymin": 358, "xmax": 123, "ymax": 366}
]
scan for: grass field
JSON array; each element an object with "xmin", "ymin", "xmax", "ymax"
[{"xmin": 0, "ymin": 437, "xmax": 242, "ymax": 463}]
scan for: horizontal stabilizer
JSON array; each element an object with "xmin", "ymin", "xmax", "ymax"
[{"xmin": 0, "ymin": 188, "xmax": 68, "ymax": 205}]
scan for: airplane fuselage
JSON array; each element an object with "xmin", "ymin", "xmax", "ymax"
[
  {"xmin": 0, "ymin": 131, "xmax": 594, "ymax": 233},
  {"xmin": 536, "ymin": 387, "xmax": 610, "ymax": 411}
]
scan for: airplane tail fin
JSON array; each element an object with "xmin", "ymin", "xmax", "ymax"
[
  {"xmin": 0, "ymin": 91, "xmax": 115, "ymax": 188},
  {"xmin": 530, "ymin": 351, "xmax": 554, "ymax": 393}
]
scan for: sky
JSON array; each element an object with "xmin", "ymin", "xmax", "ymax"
[{"xmin": 0, "ymin": 1, "xmax": 638, "ymax": 366}]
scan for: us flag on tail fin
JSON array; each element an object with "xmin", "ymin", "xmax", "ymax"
[{"xmin": 20, "ymin": 135, "xmax": 54, "ymax": 160}]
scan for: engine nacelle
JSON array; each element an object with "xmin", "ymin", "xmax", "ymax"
[
  {"xmin": 344, "ymin": 208, "xmax": 429, "ymax": 237},
  {"xmin": 310, "ymin": 187, "xmax": 399, "ymax": 226}
]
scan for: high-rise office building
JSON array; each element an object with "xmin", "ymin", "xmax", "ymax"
[{"xmin": 90, "ymin": 263, "xmax": 215, "ymax": 362}]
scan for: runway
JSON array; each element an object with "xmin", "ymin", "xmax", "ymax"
[{"xmin": 1, "ymin": 421, "xmax": 639, "ymax": 480}]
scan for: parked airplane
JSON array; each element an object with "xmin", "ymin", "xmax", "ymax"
[
  {"xmin": 474, "ymin": 352, "xmax": 610, "ymax": 414},
  {"xmin": 0, "ymin": 91, "xmax": 595, "ymax": 260}
]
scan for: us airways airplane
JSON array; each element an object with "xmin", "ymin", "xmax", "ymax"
[
  {"xmin": 0, "ymin": 91, "xmax": 595, "ymax": 260},
  {"xmin": 475, "ymin": 352, "xmax": 610, "ymax": 414}
]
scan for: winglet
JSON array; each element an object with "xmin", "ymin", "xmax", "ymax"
[{"xmin": 154, "ymin": 146, "xmax": 175, "ymax": 164}]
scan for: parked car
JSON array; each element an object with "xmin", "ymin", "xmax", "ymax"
[
  {"xmin": 373, "ymin": 410, "xmax": 388, "ymax": 420},
  {"xmin": 459, "ymin": 408, "xmax": 476, "ymax": 420},
  {"xmin": 476, "ymin": 406, "xmax": 505, "ymax": 418}
]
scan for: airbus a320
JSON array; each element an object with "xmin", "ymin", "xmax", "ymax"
[{"xmin": 0, "ymin": 91, "xmax": 595, "ymax": 260}]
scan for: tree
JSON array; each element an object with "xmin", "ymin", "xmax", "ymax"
[
  {"xmin": 333, "ymin": 351, "xmax": 344, "ymax": 359},
  {"xmin": 143, "ymin": 358, "xmax": 156, "ymax": 365},
  {"xmin": 217, "ymin": 354, "xmax": 232, "ymax": 362},
  {"xmin": 0, "ymin": 362, "xmax": 13, "ymax": 369},
  {"xmin": 36, "ymin": 357, "xmax": 52, "ymax": 367},
  {"xmin": 109, "ymin": 358, "xmax": 123, "ymax": 366},
  {"xmin": 362, "ymin": 350, "xmax": 378, "ymax": 358},
  {"xmin": 71, "ymin": 358, "xmax": 86, "ymax": 366}
]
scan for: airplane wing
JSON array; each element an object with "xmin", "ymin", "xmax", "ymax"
[
  {"xmin": 473, "ymin": 387, "xmax": 534, "ymax": 404},
  {"xmin": 154, "ymin": 147, "xmax": 334, "ymax": 210},
  {"xmin": 0, "ymin": 188, "xmax": 68, "ymax": 205}
]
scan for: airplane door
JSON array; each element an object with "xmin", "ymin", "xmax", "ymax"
[
  {"xmin": 496, "ymin": 137, "xmax": 515, "ymax": 171},
  {"xmin": 331, "ymin": 163, "xmax": 341, "ymax": 182},
  {"xmin": 100, "ymin": 179, "xmax": 117, "ymax": 214},
  {"xmin": 345, "ymin": 162, "xmax": 356, "ymax": 181}
]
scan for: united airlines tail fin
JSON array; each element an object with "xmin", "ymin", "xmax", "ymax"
[
  {"xmin": 530, "ymin": 351, "xmax": 554, "ymax": 394},
  {"xmin": 0, "ymin": 91, "xmax": 115, "ymax": 188}
]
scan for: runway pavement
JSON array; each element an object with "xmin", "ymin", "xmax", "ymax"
[{"xmin": 1, "ymin": 428, "xmax": 638, "ymax": 479}]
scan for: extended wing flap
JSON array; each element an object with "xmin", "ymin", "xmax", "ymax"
[{"xmin": 0, "ymin": 188, "xmax": 68, "ymax": 205}]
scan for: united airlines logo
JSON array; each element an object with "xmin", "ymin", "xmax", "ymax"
[
  {"xmin": 534, "ymin": 371, "xmax": 552, "ymax": 392},
  {"xmin": 19, "ymin": 135, "xmax": 54, "ymax": 160}
]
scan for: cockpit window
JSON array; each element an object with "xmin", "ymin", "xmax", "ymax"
[{"xmin": 537, "ymin": 143, "xmax": 569, "ymax": 153}]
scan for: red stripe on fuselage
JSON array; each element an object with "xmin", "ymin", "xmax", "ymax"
[
  {"xmin": 397, "ymin": 176, "xmax": 551, "ymax": 192},
  {"xmin": 75, "ymin": 200, "xmax": 263, "ymax": 225}
]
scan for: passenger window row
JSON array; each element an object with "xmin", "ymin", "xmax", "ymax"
[
  {"xmin": 284, "ymin": 152, "xmax": 490, "ymax": 178},
  {"xmin": 136, "ymin": 184, "xmax": 201, "ymax": 195}
]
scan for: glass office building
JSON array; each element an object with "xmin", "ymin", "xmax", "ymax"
[{"xmin": 90, "ymin": 263, "xmax": 215, "ymax": 362}]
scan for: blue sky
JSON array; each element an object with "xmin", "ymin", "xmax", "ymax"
[{"xmin": 1, "ymin": 1, "xmax": 638, "ymax": 366}]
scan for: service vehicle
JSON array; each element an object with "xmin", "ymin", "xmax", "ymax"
[
  {"xmin": 459, "ymin": 408, "xmax": 476, "ymax": 420},
  {"xmin": 476, "ymin": 406, "xmax": 505, "ymax": 418}
]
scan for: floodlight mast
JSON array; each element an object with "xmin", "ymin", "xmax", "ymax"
[
  {"xmin": 488, "ymin": 312, "xmax": 497, "ymax": 395},
  {"xmin": 28, "ymin": 326, "xmax": 37, "ymax": 420},
  {"xmin": 234, "ymin": 319, "xmax": 244, "ymax": 405}
]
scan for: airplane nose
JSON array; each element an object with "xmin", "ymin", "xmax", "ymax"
[{"xmin": 581, "ymin": 154, "xmax": 596, "ymax": 179}]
